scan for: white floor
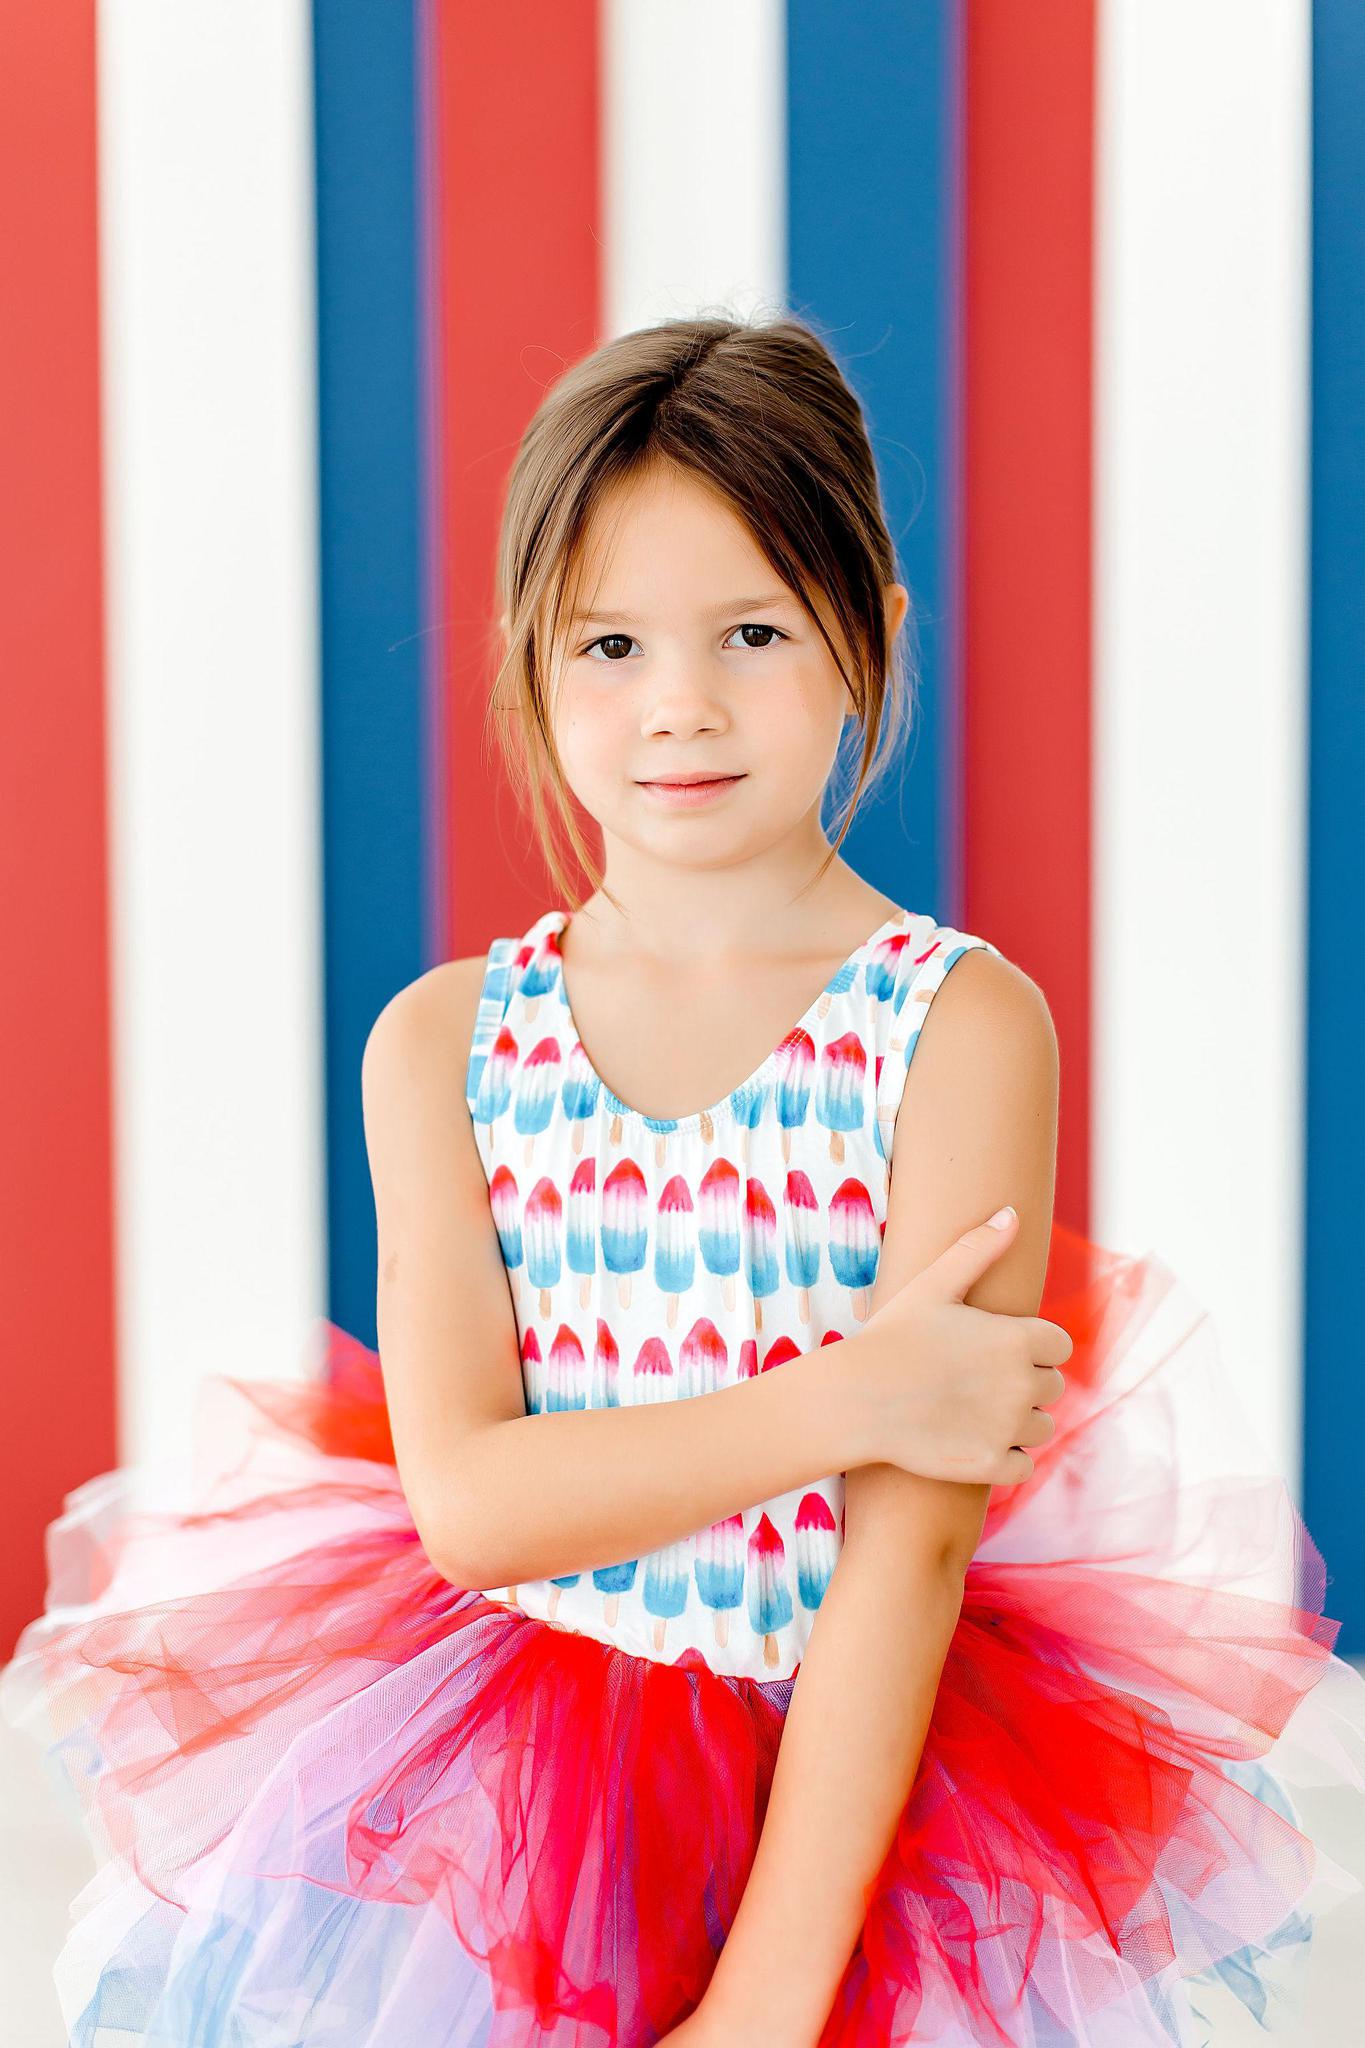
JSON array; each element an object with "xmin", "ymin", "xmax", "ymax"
[{"xmin": 5, "ymin": 1676, "xmax": 1365, "ymax": 2047}]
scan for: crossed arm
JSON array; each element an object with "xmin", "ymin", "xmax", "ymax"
[{"xmin": 690, "ymin": 948, "xmax": 1060, "ymax": 2043}]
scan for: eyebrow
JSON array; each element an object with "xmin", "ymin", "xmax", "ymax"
[{"xmin": 568, "ymin": 592, "xmax": 795, "ymax": 626}]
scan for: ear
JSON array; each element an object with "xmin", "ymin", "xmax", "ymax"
[{"xmin": 882, "ymin": 582, "xmax": 910, "ymax": 643}]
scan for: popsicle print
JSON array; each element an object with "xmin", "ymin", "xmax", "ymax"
[
  {"xmin": 747, "ymin": 1513, "xmax": 793, "ymax": 1668},
  {"xmin": 631, "ymin": 1335, "xmax": 673, "ymax": 1404},
  {"xmin": 524, "ymin": 1176, "xmax": 562, "ymax": 1316},
  {"xmin": 592, "ymin": 1552, "xmax": 638, "ymax": 1628},
  {"xmin": 560, "ymin": 1038, "xmax": 601, "ymax": 1156},
  {"xmin": 601, "ymin": 1156, "xmax": 648, "ymax": 1309},
  {"xmin": 829, "ymin": 1176, "xmax": 879, "ymax": 1319},
  {"xmin": 744, "ymin": 1177, "xmax": 779, "ymax": 1333},
  {"xmin": 515, "ymin": 1037, "xmax": 562, "ymax": 1165},
  {"xmin": 520, "ymin": 1326, "xmax": 543, "ymax": 1414},
  {"xmin": 697, "ymin": 1157, "xmax": 742, "ymax": 1312},
  {"xmin": 488, "ymin": 1164, "xmax": 523, "ymax": 1274},
  {"xmin": 815, "ymin": 950, "xmax": 867, "ymax": 1021},
  {"xmin": 815, "ymin": 1030, "xmax": 868, "ymax": 1165},
  {"xmin": 782, "ymin": 1167, "xmax": 820, "ymax": 1321},
  {"xmin": 795, "ymin": 1492, "xmax": 839, "ymax": 1612},
  {"xmin": 774, "ymin": 1027, "xmax": 814, "ymax": 1163},
  {"xmin": 864, "ymin": 926, "xmax": 910, "ymax": 1005},
  {"xmin": 546, "ymin": 1567, "xmax": 581, "ymax": 1623},
  {"xmin": 654, "ymin": 1173, "xmax": 696, "ymax": 1327},
  {"xmin": 566, "ymin": 1155, "xmax": 597, "ymax": 1306},
  {"xmin": 695, "ymin": 1513, "xmax": 745, "ymax": 1648},
  {"xmin": 679, "ymin": 1315, "xmax": 727, "ymax": 1397},
  {"xmin": 591, "ymin": 1317, "xmax": 620, "ymax": 1408},
  {"xmin": 643, "ymin": 1535, "xmax": 692, "ymax": 1650},
  {"xmin": 473, "ymin": 1022, "xmax": 518, "ymax": 1136},
  {"xmin": 521, "ymin": 935, "xmax": 560, "ymax": 1023},
  {"xmin": 759, "ymin": 1335, "xmax": 801, "ymax": 1374},
  {"xmin": 735, "ymin": 1337, "xmax": 758, "ymax": 1381},
  {"xmin": 546, "ymin": 1322, "xmax": 586, "ymax": 1412}
]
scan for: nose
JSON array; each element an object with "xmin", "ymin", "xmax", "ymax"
[{"xmin": 638, "ymin": 663, "xmax": 731, "ymax": 738}]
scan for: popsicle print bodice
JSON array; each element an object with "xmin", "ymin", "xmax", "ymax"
[{"xmin": 463, "ymin": 903, "xmax": 1001, "ymax": 1679}]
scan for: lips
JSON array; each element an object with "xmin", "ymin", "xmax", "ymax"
[{"xmin": 637, "ymin": 773, "xmax": 742, "ymax": 787}]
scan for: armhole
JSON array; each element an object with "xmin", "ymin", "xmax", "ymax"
[
  {"xmin": 464, "ymin": 937, "xmax": 519, "ymax": 1114},
  {"xmin": 874, "ymin": 927, "xmax": 1003, "ymax": 1161}
]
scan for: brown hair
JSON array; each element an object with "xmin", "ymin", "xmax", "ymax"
[{"xmin": 487, "ymin": 314, "xmax": 917, "ymax": 909}]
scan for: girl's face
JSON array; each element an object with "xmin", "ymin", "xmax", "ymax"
[{"xmin": 545, "ymin": 462, "xmax": 902, "ymax": 877}]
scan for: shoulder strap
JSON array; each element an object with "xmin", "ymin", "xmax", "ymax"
[
  {"xmin": 464, "ymin": 936, "xmax": 521, "ymax": 1114},
  {"xmin": 873, "ymin": 924, "xmax": 1003, "ymax": 1156}
]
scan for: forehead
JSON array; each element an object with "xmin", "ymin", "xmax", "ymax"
[{"xmin": 565, "ymin": 464, "xmax": 780, "ymax": 614}]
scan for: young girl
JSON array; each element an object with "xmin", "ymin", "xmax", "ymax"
[{"xmin": 5, "ymin": 316, "xmax": 1365, "ymax": 2047}]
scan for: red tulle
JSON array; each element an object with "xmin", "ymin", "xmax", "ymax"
[{"xmin": 3, "ymin": 1218, "xmax": 1358, "ymax": 2047}]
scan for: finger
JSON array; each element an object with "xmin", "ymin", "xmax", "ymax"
[
  {"xmin": 1030, "ymin": 1364, "xmax": 1067, "ymax": 1405},
  {"xmin": 931, "ymin": 1206, "xmax": 1020, "ymax": 1302},
  {"xmin": 996, "ymin": 1444, "xmax": 1035, "ymax": 1485}
]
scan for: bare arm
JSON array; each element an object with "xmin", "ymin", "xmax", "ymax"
[
  {"xmin": 361, "ymin": 961, "xmax": 862, "ymax": 1590},
  {"xmin": 697, "ymin": 950, "xmax": 1059, "ymax": 2042}
]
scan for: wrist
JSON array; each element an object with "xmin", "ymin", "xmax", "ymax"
[{"xmin": 789, "ymin": 1330, "xmax": 868, "ymax": 1475}]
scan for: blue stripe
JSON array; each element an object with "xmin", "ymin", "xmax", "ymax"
[
  {"xmin": 1305, "ymin": 1, "xmax": 1365, "ymax": 1653},
  {"xmin": 313, "ymin": 1, "xmax": 432, "ymax": 1348},
  {"xmin": 786, "ymin": 0, "xmax": 962, "ymax": 922}
]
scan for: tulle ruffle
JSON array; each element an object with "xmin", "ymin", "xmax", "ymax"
[{"xmin": 4, "ymin": 1219, "xmax": 1365, "ymax": 2046}]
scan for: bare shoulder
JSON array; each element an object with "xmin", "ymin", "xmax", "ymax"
[
  {"xmin": 915, "ymin": 942, "xmax": 1058, "ymax": 1098},
  {"xmin": 361, "ymin": 954, "xmax": 489, "ymax": 1108}
]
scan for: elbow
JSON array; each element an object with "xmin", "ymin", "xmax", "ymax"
[{"xmin": 412, "ymin": 1467, "xmax": 500, "ymax": 1592}]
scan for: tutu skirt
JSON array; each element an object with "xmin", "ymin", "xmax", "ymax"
[{"xmin": 5, "ymin": 1219, "xmax": 1365, "ymax": 2046}]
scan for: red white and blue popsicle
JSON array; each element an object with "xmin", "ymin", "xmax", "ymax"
[
  {"xmin": 524, "ymin": 1175, "xmax": 563, "ymax": 1317},
  {"xmin": 795, "ymin": 1491, "xmax": 839, "ymax": 1612},
  {"xmin": 514, "ymin": 1037, "xmax": 562, "ymax": 1166},
  {"xmin": 747, "ymin": 1512, "xmax": 794, "ymax": 1667},
  {"xmin": 566, "ymin": 1155, "xmax": 597, "ymax": 1307},
  {"xmin": 815, "ymin": 1029, "xmax": 868, "ymax": 1164},
  {"xmin": 694, "ymin": 1512, "xmax": 745, "ymax": 1648},
  {"xmin": 653, "ymin": 1173, "xmax": 695, "ymax": 1327},
  {"xmin": 773, "ymin": 1027, "xmax": 815, "ymax": 1162},
  {"xmin": 829, "ymin": 1176, "xmax": 880, "ymax": 1319},
  {"xmin": 697, "ymin": 1157, "xmax": 742, "ymax": 1312},
  {"xmin": 743, "ymin": 1177, "xmax": 780, "ymax": 1333},
  {"xmin": 600, "ymin": 1156, "xmax": 648, "ymax": 1309},
  {"xmin": 643, "ymin": 1535, "xmax": 692, "ymax": 1652},
  {"xmin": 782, "ymin": 1167, "xmax": 821, "ymax": 1321}
]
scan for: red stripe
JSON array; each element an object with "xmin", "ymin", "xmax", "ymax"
[
  {"xmin": 429, "ymin": 0, "xmax": 602, "ymax": 956},
  {"xmin": 0, "ymin": 2, "xmax": 118, "ymax": 1653},
  {"xmin": 960, "ymin": 0, "xmax": 1096, "ymax": 1232}
]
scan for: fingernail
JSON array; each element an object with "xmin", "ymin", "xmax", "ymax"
[{"xmin": 987, "ymin": 1205, "xmax": 1015, "ymax": 1229}]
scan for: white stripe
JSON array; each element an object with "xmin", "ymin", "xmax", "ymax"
[
  {"xmin": 601, "ymin": 0, "xmax": 786, "ymax": 338},
  {"xmin": 97, "ymin": 0, "xmax": 325, "ymax": 1468},
  {"xmin": 1092, "ymin": 0, "xmax": 1311, "ymax": 1496}
]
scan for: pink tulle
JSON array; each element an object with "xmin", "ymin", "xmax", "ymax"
[{"xmin": 4, "ymin": 1219, "xmax": 1364, "ymax": 2046}]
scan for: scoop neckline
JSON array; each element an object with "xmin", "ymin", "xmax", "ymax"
[{"xmin": 535, "ymin": 903, "xmax": 914, "ymax": 1133}]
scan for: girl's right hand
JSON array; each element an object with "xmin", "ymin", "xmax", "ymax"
[{"xmin": 844, "ymin": 1206, "xmax": 1072, "ymax": 1486}]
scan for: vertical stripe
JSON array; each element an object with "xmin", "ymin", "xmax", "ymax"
[
  {"xmin": 1305, "ymin": 0, "xmax": 1365, "ymax": 1651},
  {"xmin": 603, "ymin": 0, "xmax": 785, "ymax": 336},
  {"xmin": 98, "ymin": 0, "xmax": 326, "ymax": 1466},
  {"xmin": 0, "ymin": 3, "xmax": 114, "ymax": 1653},
  {"xmin": 431, "ymin": 0, "xmax": 600, "ymax": 951},
  {"xmin": 314, "ymin": 0, "xmax": 427, "ymax": 1348},
  {"xmin": 787, "ymin": 0, "xmax": 958, "ymax": 927},
  {"xmin": 960, "ymin": 0, "xmax": 1096, "ymax": 1232},
  {"xmin": 1092, "ymin": 0, "xmax": 1310, "ymax": 1485}
]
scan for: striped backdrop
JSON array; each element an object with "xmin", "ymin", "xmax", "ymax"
[{"xmin": 2, "ymin": 1, "xmax": 1361, "ymax": 1658}]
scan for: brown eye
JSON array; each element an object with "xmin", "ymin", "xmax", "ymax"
[
  {"xmin": 583, "ymin": 634, "xmax": 638, "ymax": 662},
  {"xmin": 725, "ymin": 624, "xmax": 787, "ymax": 651}
]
